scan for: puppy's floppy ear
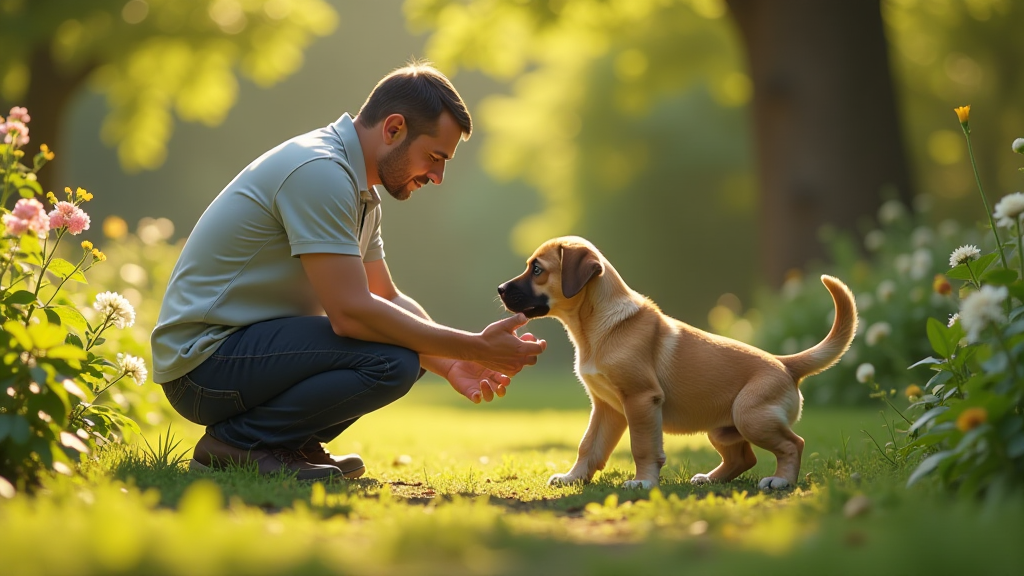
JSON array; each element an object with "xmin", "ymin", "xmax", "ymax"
[{"xmin": 560, "ymin": 245, "xmax": 603, "ymax": 299}]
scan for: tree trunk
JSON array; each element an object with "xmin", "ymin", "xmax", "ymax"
[
  {"xmin": 2, "ymin": 47, "xmax": 91, "ymax": 203},
  {"xmin": 725, "ymin": 0, "xmax": 913, "ymax": 286}
]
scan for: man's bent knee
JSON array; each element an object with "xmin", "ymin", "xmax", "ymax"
[{"xmin": 380, "ymin": 345, "xmax": 420, "ymax": 401}]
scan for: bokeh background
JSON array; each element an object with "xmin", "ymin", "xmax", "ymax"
[{"xmin": 4, "ymin": 0, "xmax": 1023, "ymax": 382}]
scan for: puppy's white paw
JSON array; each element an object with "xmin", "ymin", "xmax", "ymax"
[
  {"xmin": 622, "ymin": 479, "xmax": 655, "ymax": 490},
  {"xmin": 547, "ymin": 473, "xmax": 585, "ymax": 486},
  {"xmin": 758, "ymin": 476, "xmax": 792, "ymax": 491},
  {"xmin": 689, "ymin": 473, "xmax": 714, "ymax": 485}
]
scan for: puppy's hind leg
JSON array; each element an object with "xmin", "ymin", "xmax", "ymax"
[
  {"xmin": 690, "ymin": 426, "xmax": 757, "ymax": 485},
  {"xmin": 733, "ymin": 381, "xmax": 805, "ymax": 491},
  {"xmin": 549, "ymin": 397, "xmax": 627, "ymax": 486}
]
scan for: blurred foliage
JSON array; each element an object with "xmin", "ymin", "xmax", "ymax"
[
  {"xmin": 404, "ymin": 0, "xmax": 1024, "ymax": 256},
  {"xmin": 0, "ymin": 0, "xmax": 337, "ymax": 171},
  {"xmin": 741, "ymin": 195, "xmax": 971, "ymax": 406}
]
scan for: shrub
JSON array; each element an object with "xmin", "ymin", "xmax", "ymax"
[{"xmin": 1, "ymin": 107, "xmax": 142, "ymax": 492}]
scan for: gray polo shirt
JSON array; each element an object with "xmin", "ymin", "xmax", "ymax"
[{"xmin": 151, "ymin": 114, "xmax": 384, "ymax": 383}]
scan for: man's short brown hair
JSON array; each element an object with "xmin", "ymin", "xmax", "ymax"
[{"xmin": 357, "ymin": 61, "xmax": 472, "ymax": 141}]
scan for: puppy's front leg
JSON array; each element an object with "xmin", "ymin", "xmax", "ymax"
[
  {"xmin": 621, "ymin": 390, "xmax": 666, "ymax": 489},
  {"xmin": 549, "ymin": 397, "xmax": 626, "ymax": 486}
]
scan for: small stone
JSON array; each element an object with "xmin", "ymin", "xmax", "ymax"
[{"xmin": 843, "ymin": 494, "xmax": 872, "ymax": 518}]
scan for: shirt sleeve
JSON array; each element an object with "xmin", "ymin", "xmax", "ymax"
[{"xmin": 275, "ymin": 159, "xmax": 363, "ymax": 257}]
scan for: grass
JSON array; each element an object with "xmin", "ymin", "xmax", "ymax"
[{"xmin": 2, "ymin": 375, "xmax": 1023, "ymax": 575}]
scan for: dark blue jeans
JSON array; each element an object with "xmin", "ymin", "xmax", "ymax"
[{"xmin": 160, "ymin": 316, "xmax": 422, "ymax": 450}]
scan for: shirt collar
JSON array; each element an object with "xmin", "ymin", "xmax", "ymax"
[{"xmin": 329, "ymin": 113, "xmax": 372, "ymax": 197}]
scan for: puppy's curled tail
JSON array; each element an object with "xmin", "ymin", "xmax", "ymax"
[{"xmin": 776, "ymin": 275, "xmax": 858, "ymax": 384}]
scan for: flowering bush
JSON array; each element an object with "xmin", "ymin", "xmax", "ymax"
[
  {"xmin": 891, "ymin": 108, "xmax": 1024, "ymax": 496},
  {"xmin": 1, "ymin": 107, "xmax": 142, "ymax": 492}
]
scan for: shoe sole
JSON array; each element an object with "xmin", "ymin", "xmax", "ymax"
[{"xmin": 190, "ymin": 458, "xmax": 363, "ymax": 480}]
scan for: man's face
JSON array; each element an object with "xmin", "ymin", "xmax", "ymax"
[{"xmin": 377, "ymin": 111, "xmax": 463, "ymax": 201}]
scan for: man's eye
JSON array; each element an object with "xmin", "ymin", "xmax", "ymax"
[{"xmin": 532, "ymin": 264, "xmax": 543, "ymax": 276}]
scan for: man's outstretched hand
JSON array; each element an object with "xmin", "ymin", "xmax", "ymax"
[
  {"xmin": 476, "ymin": 314, "xmax": 547, "ymax": 376},
  {"xmin": 450, "ymin": 330, "xmax": 546, "ymax": 403}
]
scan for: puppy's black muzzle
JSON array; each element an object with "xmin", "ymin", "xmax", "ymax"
[{"xmin": 498, "ymin": 278, "xmax": 550, "ymax": 318}]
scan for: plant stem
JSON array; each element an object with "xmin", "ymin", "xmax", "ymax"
[
  {"xmin": 71, "ymin": 373, "xmax": 127, "ymax": 424},
  {"xmin": 86, "ymin": 314, "xmax": 113, "ymax": 350},
  {"xmin": 1016, "ymin": 220, "xmax": 1024, "ymax": 280},
  {"xmin": 0, "ymin": 237, "xmax": 19, "ymax": 288},
  {"xmin": 42, "ymin": 252, "xmax": 88, "ymax": 307},
  {"xmin": 966, "ymin": 261, "xmax": 981, "ymax": 288},
  {"xmin": 964, "ymin": 130, "xmax": 1009, "ymax": 270}
]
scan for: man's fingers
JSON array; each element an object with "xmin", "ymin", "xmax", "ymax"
[
  {"xmin": 497, "ymin": 313, "xmax": 530, "ymax": 333},
  {"xmin": 469, "ymin": 390, "xmax": 482, "ymax": 404},
  {"xmin": 481, "ymin": 380, "xmax": 495, "ymax": 402},
  {"xmin": 494, "ymin": 382, "xmax": 506, "ymax": 398}
]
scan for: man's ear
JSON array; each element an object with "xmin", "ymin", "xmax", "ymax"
[
  {"xmin": 560, "ymin": 245, "xmax": 603, "ymax": 299},
  {"xmin": 382, "ymin": 114, "xmax": 406, "ymax": 144}
]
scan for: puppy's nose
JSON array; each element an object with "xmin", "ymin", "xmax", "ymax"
[{"xmin": 497, "ymin": 283, "xmax": 506, "ymax": 296}]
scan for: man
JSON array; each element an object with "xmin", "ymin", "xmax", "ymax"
[{"xmin": 151, "ymin": 62, "xmax": 546, "ymax": 481}]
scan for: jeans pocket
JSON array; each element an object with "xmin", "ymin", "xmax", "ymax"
[{"xmin": 163, "ymin": 375, "xmax": 246, "ymax": 426}]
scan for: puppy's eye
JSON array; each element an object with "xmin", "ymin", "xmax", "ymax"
[{"xmin": 532, "ymin": 263, "xmax": 543, "ymax": 276}]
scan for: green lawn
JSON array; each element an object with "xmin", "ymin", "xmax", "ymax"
[{"xmin": 2, "ymin": 376, "xmax": 1022, "ymax": 575}]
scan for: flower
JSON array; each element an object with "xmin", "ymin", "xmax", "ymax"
[
  {"xmin": 92, "ymin": 249, "xmax": 106, "ymax": 262},
  {"xmin": 103, "ymin": 216, "xmax": 128, "ymax": 239},
  {"xmin": 864, "ymin": 230, "xmax": 885, "ymax": 251},
  {"xmin": 878, "ymin": 200, "xmax": 906, "ymax": 225},
  {"xmin": 949, "ymin": 245, "xmax": 981, "ymax": 268},
  {"xmin": 948, "ymin": 313, "xmax": 959, "ymax": 328},
  {"xmin": 39, "ymin": 143, "xmax": 54, "ymax": 161},
  {"xmin": 865, "ymin": 322, "xmax": 892, "ymax": 346},
  {"xmin": 910, "ymin": 249, "xmax": 932, "ymax": 280},
  {"xmin": 3, "ymin": 198, "xmax": 49, "ymax": 238},
  {"xmin": 1012, "ymin": 138, "xmax": 1024, "ymax": 155},
  {"xmin": 67, "ymin": 211, "xmax": 91, "ymax": 235},
  {"xmin": 956, "ymin": 407, "xmax": 987, "ymax": 432},
  {"xmin": 45, "ymin": 191, "xmax": 58, "ymax": 205},
  {"xmin": 856, "ymin": 363, "xmax": 875, "ymax": 384},
  {"xmin": 75, "ymin": 187, "xmax": 93, "ymax": 202},
  {"xmin": 959, "ymin": 285, "xmax": 1008, "ymax": 343},
  {"xmin": 48, "ymin": 201, "xmax": 90, "ymax": 234},
  {"xmin": 93, "ymin": 291, "xmax": 136, "ymax": 329},
  {"xmin": 81, "ymin": 240, "xmax": 93, "ymax": 251},
  {"xmin": 993, "ymin": 192, "xmax": 1024, "ymax": 228},
  {"xmin": 116, "ymin": 353, "xmax": 148, "ymax": 385},
  {"xmin": 7, "ymin": 106, "xmax": 30, "ymax": 123},
  {"xmin": 911, "ymin": 226, "xmax": 934, "ymax": 249},
  {"xmin": 954, "ymin": 105, "xmax": 970, "ymax": 125},
  {"xmin": 933, "ymin": 274, "xmax": 952, "ymax": 296},
  {"xmin": 0, "ymin": 119, "xmax": 29, "ymax": 146},
  {"xmin": 904, "ymin": 384, "xmax": 923, "ymax": 399},
  {"xmin": 876, "ymin": 280, "xmax": 896, "ymax": 303}
]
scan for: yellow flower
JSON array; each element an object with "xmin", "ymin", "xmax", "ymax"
[
  {"xmin": 904, "ymin": 385, "xmax": 923, "ymax": 399},
  {"xmin": 91, "ymin": 249, "xmax": 107, "ymax": 262},
  {"xmin": 103, "ymin": 215, "xmax": 128, "ymax": 239},
  {"xmin": 45, "ymin": 191, "xmax": 58, "ymax": 205},
  {"xmin": 954, "ymin": 105, "xmax": 970, "ymax": 125},
  {"xmin": 932, "ymin": 274, "xmax": 951, "ymax": 296},
  {"xmin": 39, "ymin": 143, "xmax": 55, "ymax": 160},
  {"xmin": 81, "ymin": 240, "xmax": 93, "ymax": 251},
  {"xmin": 75, "ymin": 187, "xmax": 93, "ymax": 202},
  {"xmin": 956, "ymin": 407, "xmax": 987, "ymax": 432}
]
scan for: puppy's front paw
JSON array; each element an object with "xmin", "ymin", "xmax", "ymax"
[
  {"xmin": 547, "ymin": 473, "xmax": 585, "ymax": 486},
  {"xmin": 758, "ymin": 476, "xmax": 792, "ymax": 491},
  {"xmin": 622, "ymin": 479, "xmax": 655, "ymax": 490},
  {"xmin": 689, "ymin": 473, "xmax": 714, "ymax": 485}
]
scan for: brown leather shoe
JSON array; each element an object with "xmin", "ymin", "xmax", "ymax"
[
  {"xmin": 189, "ymin": 433, "xmax": 340, "ymax": 481},
  {"xmin": 298, "ymin": 442, "xmax": 366, "ymax": 478}
]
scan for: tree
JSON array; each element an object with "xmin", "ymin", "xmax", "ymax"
[
  {"xmin": 0, "ymin": 0, "xmax": 337, "ymax": 193},
  {"xmin": 405, "ymin": 0, "xmax": 1022, "ymax": 285}
]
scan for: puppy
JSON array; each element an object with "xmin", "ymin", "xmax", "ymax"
[{"xmin": 498, "ymin": 236, "xmax": 857, "ymax": 490}]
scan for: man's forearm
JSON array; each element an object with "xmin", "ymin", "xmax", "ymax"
[{"xmin": 389, "ymin": 292, "xmax": 455, "ymax": 377}]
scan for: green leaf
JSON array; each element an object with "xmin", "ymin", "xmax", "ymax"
[
  {"xmin": 49, "ymin": 305, "xmax": 89, "ymax": 335},
  {"xmin": 0, "ymin": 414, "xmax": 11, "ymax": 441},
  {"xmin": 2, "ymin": 290, "xmax": 37, "ymax": 305},
  {"xmin": 926, "ymin": 318, "xmax": 953, "ymax": 358},
  {"xmin": 908, "ymin": 357, "xmax": 943, "ymax": 369},
  {"xmin": 947, "ymin": 253, "xmax": 998, "ymax": 281},
  {"xmin": 3, "ymin": 320, "xmax": 32, "ymax": 349},
  {"xmin": 907, "ymin": 450, "xmax": 954, "ymax": 486},
  {"xmin": 46, "ymin": 344, "xmax": 87, "ymax": 361},
  {"xmin": 909, "ymin": 405, "xmax": 950, "ymax": 434},
  {"xmin": 27, "ymin": 322, "xmax": 67, "ymax": 349},
  {"xmin": 16, "ymin": 234, "xmax": 43, "ymax": 266},
  {"xmin": 8, "ymin": 414, "xmax": 31, "ymax": 444},
  {"xmin": 45, "ymin": 258, "xmax": 87, "ymax": 284},
  {"xmin": 981, "ymin": 267, "xmax": 1019, "ymax": 285}
]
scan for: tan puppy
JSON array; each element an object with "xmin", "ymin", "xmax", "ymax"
[{"xmin": 498, "ymin": 236, "xmax": 857, "ymax": 490}]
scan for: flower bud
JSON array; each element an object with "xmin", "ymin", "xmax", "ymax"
[
  {"xmin": 1014, "ymin": 138, "xmax": 1024, "ymax": 155},
  {"xmin": 933, "ymin": 274, "xmax": 951, "ymax": 296}
]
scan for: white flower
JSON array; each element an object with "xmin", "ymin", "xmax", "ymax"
[
  {"xmin": 948, "ymin": 245, "xmax": 981, "ymax": 268},
  {"xmin": 1012, "ymin": 138, "xmax": 1024, "ymax": 154},
  {"xmin": 910, "ymin": 249, "xmax": 932, "ymax": 280},
  {"xmin": 948, "ymin": 313, "xmax": 959, "ymax": 328},
  {"xmin": 876, "ymin": 280, "xmax": 897, "ymax": 303},
  {"xmin": 856, "ymin": 293, "xmax": 875, "ymax": 312},
  {"xmin": 864, "ymin": 230, "xmax": 886, "ymax": 252},
  {"xmin": 93, "ymin": 291, "xmax": 136, "ymax": 329},
  {"xmin": 894, "ymin": 254, "xmax": 912, "ymax": 277},
  {"xmin": 959, "ymin": 285, "xmax": 1008, "ymax": 343},
  {"xmin": 878, "ymin": 200, "xmax": 906, "ymax": 225},
  {"xmin": 865, "ymin": 322, "xmax": 892, "ymax": 346},
  {"xmin": 117, "ymin": 353, "xmax": 148, "ymax": 385},
  {"xmin": 937, "ymin": 219, "xmax": 960, "ymax": 238},
  {"xmin": 856, "ymin": 363, "xmax": 875, "ymax": 384},
  {"xmin": 993, "ymin": 192, "xmax": 1024, "ymax": 229},
  {"xmin": 911, "ymin": 226, "xmax": 934, "ymax": 249}
]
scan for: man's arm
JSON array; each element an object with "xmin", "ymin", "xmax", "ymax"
[{"xmin": 301, "ymin": 253, "xmax": 542, "ymax": 376}]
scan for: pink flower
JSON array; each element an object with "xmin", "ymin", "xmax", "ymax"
[
  {"xmin": 6, "ymin": 107, "xmax": 30, "ymax": 123},
  {"xmin": 0, "ymin": 120, "xmax": 29, "ymax": 147},
  {"xmin": 67, "ymin": 210, "xmax": 91, "ymax": 235},
  {"xmin": 3, "ymin": 199, "xmax": 49, "ymax": 237}
]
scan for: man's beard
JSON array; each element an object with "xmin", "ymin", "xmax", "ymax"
[{"xmin": 377, "ymin": 138, "xmax": 418, "ymax": 201}]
